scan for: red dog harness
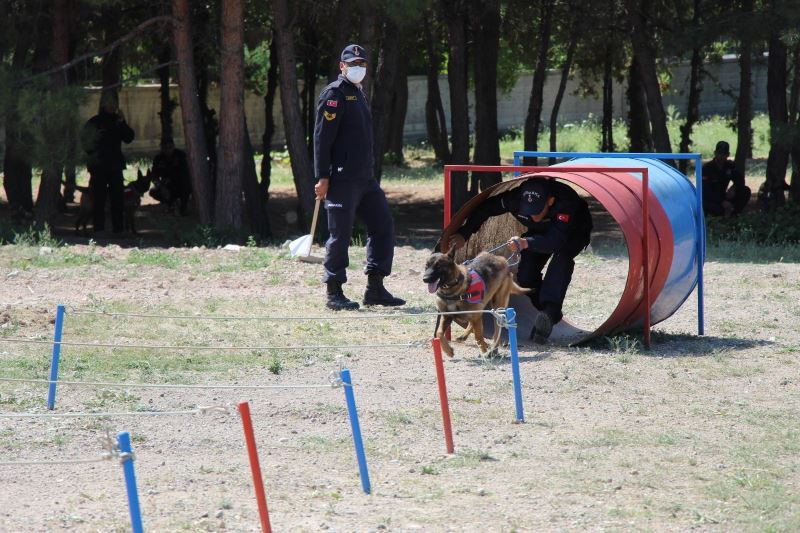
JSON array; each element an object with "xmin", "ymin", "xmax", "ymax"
[{"xmin": 462, "ymin": 269, "xmax": 486, "ymax": 304}]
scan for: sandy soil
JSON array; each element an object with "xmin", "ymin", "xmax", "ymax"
[{"xmin": 0, "ymin": 185, "xmax": 798, "ymax": 532}]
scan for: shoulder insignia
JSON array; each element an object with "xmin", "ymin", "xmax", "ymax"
[
  {"xmin": 323, "ymin": 110, "xmax": 337, "ymax": 121},
  {"xmin": 326, "ymin": 99, "xmax": 338, "ymax": 108},
  {"xmin": 556, "ymin": 213, "xmax": 570, "ymax": 223},
  {"xmin": 346, "ymin": 95, "xmax": 357, "ymax": 101}
]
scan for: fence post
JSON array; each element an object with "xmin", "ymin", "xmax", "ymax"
[
  {"xmin": 431, "ymin": 338, "xmax": 455, "ymax": 453},
  {"xmin": 46, "ymin": 304, "xmax": 65, "ymax": 410},
  {"xmin": 118, "ymin": 432, "xmax": 144, "ymax": 533},
  {"xmin": 340, "ymin": 368, "xmax": 371, "ymax": 494},
  {"xmin": 238, "ymin": 401, "xmax": 272, "ymax": 533},
  {"xmin": 505, "ymin": 308, "xmax": 525, "ymax": 423}
]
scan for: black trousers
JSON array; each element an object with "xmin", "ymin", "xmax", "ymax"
[
  {"xmin": 516, "ymin": 231, "xmax": 590, "ymax": 323},
  {"xmin": 323, "ymin": 178, "xmax": 395, "ymax": 284},
  {"xmin": 703, "ymin": 185, "xmax": 751, "ymax": 216},
  {"xmin": 89, "ymin": 168, "xmax": 124, "ymax": 232}
]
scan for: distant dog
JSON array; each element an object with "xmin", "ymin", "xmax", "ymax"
[
  {"xmin": 423, "ymin": 247, "xmax": 528, "ymax": 357},
  {"xmin": 123, "ymin": 169, "xmax": 152, "ymax": 235},
  {"xmin": 73, "ymin": 169, "xmax": 151, "ymax": 235}
]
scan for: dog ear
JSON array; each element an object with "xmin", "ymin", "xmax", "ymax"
[{"xmin": 446, "ymin": 242, "xmax": 457, "ymax": 259}]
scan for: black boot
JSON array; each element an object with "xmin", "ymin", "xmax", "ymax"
[
  {"xmin": 363, "ymin": 273, "xmax": 405, "ymax": 306},
  {"xmin": 531, "ymin": 303, "xmax": 560, "ymax": 344},
  {"xmin": 326, "ymin": 281, "xmax": 360, "ymax": 311}
]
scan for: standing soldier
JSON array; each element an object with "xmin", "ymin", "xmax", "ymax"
[
  {"xmin": 313, "ymin": 44, "xmax": 405, "ymax": 310},
  {"xmin": 81, "ymin": 94, "xmax": 135, "ymax": 234}
]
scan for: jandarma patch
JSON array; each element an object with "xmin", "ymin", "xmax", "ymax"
[
  {"xmin": 323, "ymin": 111, "xmax": 337, "ymax": 121},
  {"xmin": 346, "ymin": 95, "xmax": 357, "ymax": 101},
  {"xmin": 326, "ymin": 99, "xmax": 338, "ymax": 107},
  {"xmin": 326, "ymin": 202, "xmax": 344, "ymax": 208}
]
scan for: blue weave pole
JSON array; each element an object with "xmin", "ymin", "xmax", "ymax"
[
  {"xmin": 118, "ymin": 432, "xmax": 144, "ymax": 533},
  {"xmin": 514, "ymin": 150, "xmax": 705, "ymax": 337},
  {"xmin": 46, "ymin": 304, "xmax": 65, "ymax": 410},
  {"xmin": 340, "ymin": 369, "xmax": 371, "ymax": 494},
  {"xmin": 505, "ymin": 308, "xmax": 524, "ymax": 423}
]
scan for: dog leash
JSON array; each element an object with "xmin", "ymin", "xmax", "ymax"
[{"xmin": 462, "ymin": 242, "xmax": 521, "ymax": 267}]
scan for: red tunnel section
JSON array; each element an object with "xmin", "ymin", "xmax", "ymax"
[{"xmin": 441, "ymin": 170, "xmax": 674, "ymax": 343}]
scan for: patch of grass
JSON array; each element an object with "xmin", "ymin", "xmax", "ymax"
[
  {"xmin": 268, "ymin": 357, "xmax": 282, "ymax": 375},
  {"xmin": 127, "ymin": 249, "xmax": 183, "ymax": 269}
]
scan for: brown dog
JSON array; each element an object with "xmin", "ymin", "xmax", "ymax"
[
  {"xmin": 74, "ymin": 169, "xmax": 151, "ymax": 236},
  {"xmin": 423, "ymin": 247, "xmax": 528, "ymax": 357}
]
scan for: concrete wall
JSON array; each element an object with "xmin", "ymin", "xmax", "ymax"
[{"xmin": 82, "ymin": 56, "xmax": 767, "ymax": 156}]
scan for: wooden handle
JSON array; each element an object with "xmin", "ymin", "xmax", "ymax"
[{"xmin": 309, "ymin": 198, "xmax": 321, "ymax": 241}]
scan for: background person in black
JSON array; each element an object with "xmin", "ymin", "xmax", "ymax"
[
  {"xmin": 313, "ymin": 44, "xmax": 404, "ymax": 311},
  {"xmin": 149, "ymin": 138, "xmax": 192, "ymax": 215},
  {"xmin": 449, "ymin": 179, "xmax": 593, "ymax": 343},
  {"xmin": 701, "ymin": 140, "xmax": 751, "ymax": 217},
  {"xmin": 80, "ymin": 96, "xmax": 135, "ymax": 233}
]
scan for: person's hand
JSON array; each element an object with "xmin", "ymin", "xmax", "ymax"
[
  {"xmin": 507, "ymin": 236, "xmax": 528, "ymax": 252},
  {"xmin": 315, "ymin": 178, "xmax": 329, "ymax": 200},
  {"xmin": 447, "ymin": 233, "xmax": 466, "ymax": 252}
]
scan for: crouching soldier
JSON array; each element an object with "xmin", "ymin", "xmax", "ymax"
[{"xmin": 448, "ymin": 179, "xmax": 592, "ymax": 343}]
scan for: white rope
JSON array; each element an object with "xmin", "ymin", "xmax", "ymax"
[
  {"xmin": 0, "ymin": 405, "xmax": 230, "ymax": 418},
  {"xmin": 0, "ymin": 338, "xmax": 430, "ymax": 351},
  {"xmin": 0, "ymin": 457, "xmax": 111, "ymax": 466},
  {"xmin": 66, "ymin": 308, "xmax": 501, "ymax": 321},
  {"xmin": 0, "ymin": 377, "xmax": 338, "ymax": 390}
]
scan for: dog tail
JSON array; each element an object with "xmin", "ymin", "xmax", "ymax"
[{"xmin": 508, "ymin": 275, "xmax": 530, "ymax": 295}]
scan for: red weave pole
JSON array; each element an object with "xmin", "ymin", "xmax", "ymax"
[
  {"xmin": 642, "ymin": 168, "xmax": 651, "ymax": 348},
  {"xmin": 238, "ymin": 402, "xmax": 272, "ymax": 533},
  {"xmin": 444, "ymin": 168, "xmax": 452, "ymax": 228},
  {"xmin": 431, "ymin": 338, "xmax": 455, "ymax": 454}
]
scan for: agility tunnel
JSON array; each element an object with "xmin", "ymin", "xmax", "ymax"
[{"xmin": 440, "ymin": 154, "xmax": 704, "ymax": 346}]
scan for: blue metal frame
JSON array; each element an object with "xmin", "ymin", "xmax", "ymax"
[
  {"xmin": 505, "ymin": 308, "xmax": 524, "ymax": 423},
  {"xmin": 513, "ymin": 151, "xmax": 705, "ymax": 336},
  {"xmin": 47, "ymin": 304, "xmax": 65, "ymax": 410}
]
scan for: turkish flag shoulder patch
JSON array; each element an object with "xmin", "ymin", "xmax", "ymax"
[
  {"xmin": 326, "ymin": 99, "xmax": 338, "ymax": 108},
  {"xmin": 556, "ymin": 213, "xmax": 570, "ymax": 223}
]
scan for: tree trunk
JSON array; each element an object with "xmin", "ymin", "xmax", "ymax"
[
  {"xmin": 358, "ymin": 2, "xmax": 378, "ymax": 101},
  {"xmin": 270, "ymin": 0, "xmax": 316, "ymax": 225},
  {"xmin": 734, "ymin": 0, "xmax": 754, "ymax": 175},
  {"xmin": 679, "ymin": 44, "xmax": 704, "ymax": 173},
  {"xmin": 215, "ymin": 0, "xmax": 245, "ymax": 231},
  {"xmin": 371, "ymin": 17, "xmax": 402, "ymax": 182},
  {"xmin": 172, "ymin": 0, "xmax": 213, "ymax": 224},
  {"xmin": 423, "ymin": 17, "xmax": 451, "ymax": 163},
  {"xmin": 764, "ymin": 26, "xmax": 790, "ymax": 209},
  {"xmin": 242, "ymin": 116, "xmax": 270, "ymax": 237},
  {"xmin": 300, "ymin": 24, "xmax": 319, "ymax": 156},
  {"xmin": 627, "ymin": 56, "xmax": 652, "ymax": 152},
  {"xmin": 626, "ymin": 0, "xmax": 671, "ymax": 155},
  {"xmin": 471, "ymin": 0, "xmax": 501, "ymax": 191},
  {"xmin": 523, "ymin": 0, "xmax": 554, "ymax": 166},
  {"xmin": 260, "ymin": 36, "xmax": 278, "ymax": 207},
  {"xmin": 601, "ymin": 44, "xmax": 615, "ymax": 152},
  {"xmin": 549, "ymin": 27, "xmax": 578, "ymax": 164},
  {"xmin": 3, "ymin": 28, "xmax": 34, "ymax": 214},
  {"xmin": 328, "ymin": 0, "xmax": 352, "ymax": 82},
  {"xmin": 99, "ymin": 5, "xmax": 122, "ymax": 110},
  {"xmin": 789, "ymin": 42, "xmax": 800, "ymax": 203},
  {"xmin": 157, "ymin": 43, "xmax": 175, "ymax": 143},
  {"xmin": 442, "ymin": 0, "xmax": 471, "ymax": 214},
  {"xmin": 35, "ymin": 0, "xmax": 70, "ymax": 230},
  {"xmin": 387, "ymin": 51, "xmax": 409, "ymax": 164}
]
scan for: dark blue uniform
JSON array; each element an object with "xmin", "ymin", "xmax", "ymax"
[
  {"xmin": 701, "ymin": 159, "xmax": 750, "ymax": 216},
  {"xmin": 456, "ymin": 181, "xmax": 592, "ymax": 322},
  {"xmin": 314, "ymin": 75, "xmax": 395, "ymax": 284}
]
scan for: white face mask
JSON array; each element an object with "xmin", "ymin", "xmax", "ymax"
[{"xmin": 345, "ymin": 65, "xmax": 366, "ymax": 84}]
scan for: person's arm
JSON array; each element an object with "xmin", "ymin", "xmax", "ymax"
[
  {"xmin": 730, "ymin": 165, "xmax": 746, "ymax": 191},
  {"xmin": 456, "ymin": 192, "xmax": 512, "ymax": 240},
  {"xmin": 313, "ymin": 87, "xmax": 344, "ymax": 188},
  {"xmin": 117, "ymin": 110, "xmax": 135, "ymax": 144}
]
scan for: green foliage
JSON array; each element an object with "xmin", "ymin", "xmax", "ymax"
[
  {"xmin": 707, "ymin": 204, "xmax": 800, "ymax": 246},
  {"xmin": 11, "ymin": 225, "xmax": 62, "ymax": 248}
]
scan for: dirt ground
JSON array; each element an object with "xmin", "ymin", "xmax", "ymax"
[{"xmin": 0, "ymin": 183, "xmax": 799, "ymax": 532}]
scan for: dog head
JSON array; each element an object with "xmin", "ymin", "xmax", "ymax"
[
  {"xmin": 423, "ymin": 246, "xmax": 462, "ymax": 294},
  {"xmin": 131, "ymin": 168, "xmax": 153, "ymax": 196}
]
